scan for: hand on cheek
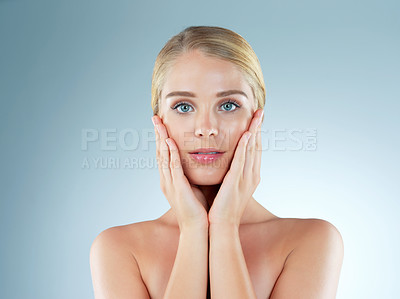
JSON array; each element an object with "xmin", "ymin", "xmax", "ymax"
[
  {"xmin": 208, "ymin": 109, "xmax": 264, "ymax": 227},
  {"xmin": 152, "ymin": 115, "xmax": 209, "ymax": 230}
]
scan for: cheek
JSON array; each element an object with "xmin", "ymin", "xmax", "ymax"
[
  {"xmin": 162, "ymin": 118, "xmax": 191, "ymax": 149},
  {"xmin": 223, "ymin": 120, "xmax": 249, "ymax": 149}
]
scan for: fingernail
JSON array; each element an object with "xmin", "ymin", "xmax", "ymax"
[
  {"xmin": 246, "ymin": 132, "xmax": 252, "ymax": 141},
  {"xmin": 165, "ymin": 138, "xmax": 171, "ymax": 147},
  {"xmin": 155, "ymin": 124, "xmax": 160, "ymax": 134},
  {"xmin": 258, "ymin": 111, "xmax": 264, "ymax": 126},
  {"xmin": 151, "ymin": 117, "xmax": 156, "ymax": 126}
]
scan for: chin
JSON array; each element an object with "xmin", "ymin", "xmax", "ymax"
[{"xmin": 184, "ymin": 167, "xmax": 227, "ymax": 186}]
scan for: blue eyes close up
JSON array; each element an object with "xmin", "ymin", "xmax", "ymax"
[
  {"xmin": 172, "ymin": 100, "xmax": 240, "ymax": 114},
  {"xmin": 176, "ymin": 103, "xmax": 192, "ymax": 113}
]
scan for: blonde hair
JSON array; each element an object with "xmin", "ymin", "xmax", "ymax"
[{"xmin": 151, "ymin": 26, "xmax": 266, "ymax": 115}]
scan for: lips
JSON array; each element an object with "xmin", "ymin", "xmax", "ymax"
[
  {"xmin": 189, "ymin": 148, "xmax": 225, "ymax": 164},
  {"xmin": 189, "ymin": 148, "xmax": 224, "ymax": 154}
]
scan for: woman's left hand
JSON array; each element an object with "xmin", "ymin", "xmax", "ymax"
[{"xmin": 208, "ymin": 109, "xmax": 264, "ymax": 227}]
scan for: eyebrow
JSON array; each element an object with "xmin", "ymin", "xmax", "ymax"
[{"xmin": 165, "ymin": 90, "xmax": 248, "ymax": 99}]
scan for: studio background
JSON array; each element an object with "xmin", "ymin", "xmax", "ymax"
[{"xmin": 1, "ymin": 0, "xmax": 399, "ymax": 298}]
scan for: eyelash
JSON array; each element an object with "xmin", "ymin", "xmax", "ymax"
[{"xmin": 171, "ymin": 99, "xmax": 241, "ymax": 114}]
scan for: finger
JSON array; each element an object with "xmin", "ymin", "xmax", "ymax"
[
  {"xmin": 155, "ymin": 118, "xmax": 172, "ymax": 182},
  {"xmin": 230, "ymin": 131, "xmax": 251, "ymax": 177},
  {"xmin": 243, "ymin": 127, "xmax": 256, "ymax": 176},
  {"xmin": 165, "ymin": 137, "xmax": 185, "ymax": 182},
  {"xmin": 248, "ymin": 109, "xmax": 264, "ymax": 134},
  {"xmin": 153, "ymin": 116, "xmax": 170, "ymax": 189},
  {"xmin": 254, "ymin": 110, "xmax": 264, "ymax": 167},
  {"xmin": 254, "ymin": 121, "xmax": 262, "ymax": 180},
  {"xmin": 152, "ymin": 116, "xmax": 161, "ymax": 164},
  {"xmin": 244, "ymin": 109, "xmax": 263, "ymax": 176}
]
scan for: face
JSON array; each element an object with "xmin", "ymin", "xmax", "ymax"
[{"xmin": 159, "ymin": 49, "xmax": 256, "ymax": 185}]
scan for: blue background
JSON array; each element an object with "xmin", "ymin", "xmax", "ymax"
[{"xmin": 1, "ymin": 0, "xmax": 399, "ymax": 298}]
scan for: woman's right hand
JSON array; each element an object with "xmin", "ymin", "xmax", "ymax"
[{"xmin": 152, "ymin": 115, "xmax": 209, "ymax": 230}]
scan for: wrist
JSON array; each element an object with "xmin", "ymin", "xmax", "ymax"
[
  {"xmin": 179, "ymin": 222, "xmax": 209, "ymax": 235},
  {"xmin": 209, "ymin": 222, "xmax": 240, "ymax": 234},
  {"xmin": 208, "ymin": 211, "xmax": 241, "ymax": 228},
  {"xmin": 208, "ymin": 215, "xmax": 240, "ymax": 230}
]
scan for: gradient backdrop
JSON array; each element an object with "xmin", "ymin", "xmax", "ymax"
[{"xmin": 1, "ymin": 0, "xmax": 399, "ymax": 298}]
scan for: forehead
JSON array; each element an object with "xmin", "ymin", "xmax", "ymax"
[{"xmin": 161, "ymin": 50, "xmax": 253, "ymax": 99}]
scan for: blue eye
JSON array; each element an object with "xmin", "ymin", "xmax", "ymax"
[
  {"xmin": 171, "ymin": 99, "xmax": 240, "ymax": 114},
  {"xmin": 220, "ymin": 100, "xmax": 240, "ymax": 111},
  {"xmin": 172, "ymin": 102, "xmax": 193, "ymax": 114}
]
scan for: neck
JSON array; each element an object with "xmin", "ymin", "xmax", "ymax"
[
  {"xmin": 160, "ymin": 188, "xmax": 278, "ymax": 227},
  {"xmin": 196, "ymin": 184, "xmax": 221, "ymax": 211}
]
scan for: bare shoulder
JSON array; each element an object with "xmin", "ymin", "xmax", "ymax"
[
  {"xmin": 268, "ymin": 218, "xmax": 344, "ymax": 298},
  {"xmin": 291, "ymin": 218, "xmax": 343, "ymax": 252},
  {"xmin": 266, "ymin": 217, "xmax": 343, "ymax": 245},
  {"xmin": 90, "ymin": 219, "xmax": 161, "ymax": 254},
  {"xmin": 89, "ymin": 220, "xmax": 160, "ymax": 299},
  {"xmin": 293, "ymin": 218, "xmax": 344, "ymax": 266}
]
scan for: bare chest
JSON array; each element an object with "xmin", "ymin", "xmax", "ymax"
[{"xmin": 135, "ymin": 224, "xmax": 290, "ymax": 299}]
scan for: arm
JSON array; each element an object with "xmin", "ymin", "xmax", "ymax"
[
  {"xmin": 208, "ymin": 109, "xmax": 264, "ymax": 298},
  {"xmin": 153, "ymin": 115, "xmax": 210, "ymax": 298},
  {"xmin": 90, "ymin": 228, "xmax": 150, "ymax": 299},
  {"xmin": 209, "ymin": 223, "xmax": 257, "ymax": 299},
  {"xmin": 164, "ymin": 225, "xmax": 209, "ymax": 299},
  {"xmin": 270, "ymin": 220, "xmax": 344, "ymax": 299}
]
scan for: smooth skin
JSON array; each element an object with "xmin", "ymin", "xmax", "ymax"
[
  {"xmin": 154, "ymin": 107, "xmax": 262, "ymax": 299},
  {"xmin": 90, "ymin": 50, "xmax": 344, "ymax": 299}
]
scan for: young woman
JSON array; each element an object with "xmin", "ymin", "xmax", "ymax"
[{"xmin": 90, "ymin": 26, "xmax": 344, "ymax": 299}]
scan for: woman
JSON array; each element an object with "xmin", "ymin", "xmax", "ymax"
[{"xmin": 90, "ymin": 26, "xmax": 344, "ymax": 299}]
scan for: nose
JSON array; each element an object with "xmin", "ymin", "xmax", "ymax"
[{"xmin": 194, "ymin": 112, "xmax": 218, "ymax": 137}]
